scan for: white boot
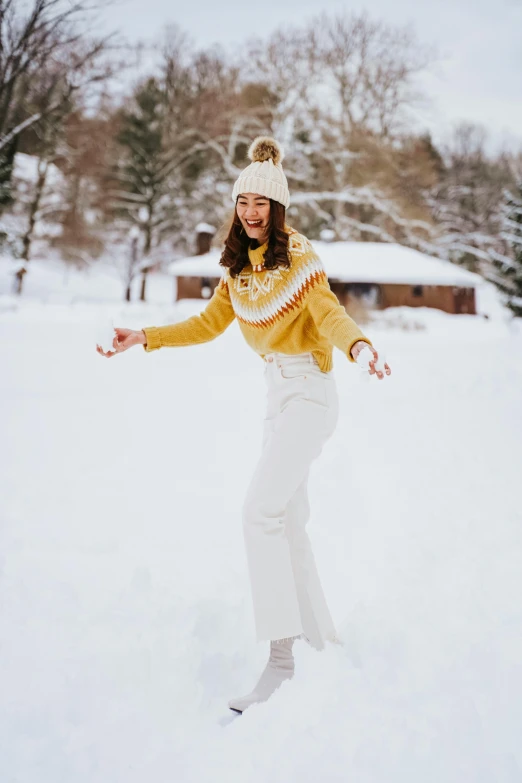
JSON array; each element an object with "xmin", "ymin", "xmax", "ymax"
[{"xmin": 228, "ymin": 636, "xmax": 299, "ymax": 713}]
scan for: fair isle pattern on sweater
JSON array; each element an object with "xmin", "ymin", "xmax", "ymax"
[
  {"xmin": 142, "ymin": 225, "xmax": 373, "ymax": 371},
  {"xmin": 225, "ymin": 232, "xmax": 327, "ymax": 329},
  {"xmin": 233, "ymin": 265, "xmax": 288, "ymax": 302}
]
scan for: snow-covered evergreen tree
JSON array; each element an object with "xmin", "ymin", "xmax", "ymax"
[
  {"xmin": 426, "ymin": 123, "xmax": 514, "ymax": 274},
  {"xmin": 489, "ymin": 183, "xmax": 522, "ymax": 316},
  {"xmin": 110, "ymin": 77, "xmax": 176, "ymax": 301}
]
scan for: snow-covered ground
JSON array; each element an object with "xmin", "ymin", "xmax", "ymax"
[{"xmin": 1, "ymin": 259, "xmax": 521, "ymax": 782}]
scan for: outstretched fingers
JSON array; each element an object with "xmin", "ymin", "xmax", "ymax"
[
  {"xmin": 368, "ymin": 348, "xmax": 382, "ymax": 379},
  {"xmin": 368, "ymin": 347, "xmax": 392, "ymax": 380},
  {"xmin": 96, "ymin": 344, "xmax": 116, "ymax": 358}
]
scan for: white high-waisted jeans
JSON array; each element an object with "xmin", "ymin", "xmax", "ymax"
[{"xmin": 242, "ymin": 351, "xmax": 340, "ymax": 650}]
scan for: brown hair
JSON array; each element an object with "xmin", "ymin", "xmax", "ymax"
[{"xmin": 219, "ymin": 199, "xmax": 291, "ymax": 278}]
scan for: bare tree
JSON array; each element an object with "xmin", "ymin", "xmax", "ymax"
[
  {"xmin": 50, "ymin": 106, "xmax": 113, "ymax": 265},
  {"xmin": 16, "ymin": 148, "xmax": 51, "ymax": 294},
  {"xmin": 239, "ymin": 12, "xmax": 436, "ymax": 246},
  {"xmin": 0, "ymin": 0, "xmax": 115, "ymax": 207},
  {"xmin": 158, "ymin": 28, "xmax": 272, "ymax": 256},
  {"xmin": 310, "ymin": 12, "xmax": 429, "ymax": 140},
  {"xmin": 241, "ymin": 26, "xmax": 314, "ymax": 145}
]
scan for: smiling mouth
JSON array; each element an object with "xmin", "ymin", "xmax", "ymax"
[{"xmin": 245, "ymin": 220, "xmax": 263, "ymax": 228}]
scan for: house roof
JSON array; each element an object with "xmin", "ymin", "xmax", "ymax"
[
  {"xmin": 168, "ymin": 241, "xmax": 482, "ymax": 287},
  {"xmin": 195, "ymin": 222, "xmax": 216, "ymax": 235},
  {"xmin": 169, "ymin": 251, "xmax": 223, "ymax": 277}
]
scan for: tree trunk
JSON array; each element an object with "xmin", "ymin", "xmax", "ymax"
[
  {"xmin": 15, "ymin": 157, "xmax": 48, "ymax": 294},
  {"xmin": 125, "ymin": 234, "xmax": 139, "ymax": 301},
  {"xmin": 139, "ymin": 217, "xmax": 153, "ymax": 302},
  {"xmin": 140, "ymin": 269, "xmax": 148, "ymax": 302},
  {"xmin": 14, "ymin": 267, "xmax": 26, "ymax": 295}
]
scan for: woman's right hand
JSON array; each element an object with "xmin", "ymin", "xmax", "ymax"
[{"xmin": 96, "ymin": 328, "xmax": 146, "ymax": 358}]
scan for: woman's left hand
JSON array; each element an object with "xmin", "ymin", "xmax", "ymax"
[{"xmin": 351, "ymin": 341, "xmax": 391, "ymax": 380}]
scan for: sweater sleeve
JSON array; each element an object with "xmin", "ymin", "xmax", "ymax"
[
  {"xmin": 142, "ymin": 275, "xmax": 235, "ymax": 352},
  {"xmin": 306, "ymin": 272, "xmax": 373, "ymax": 363}
]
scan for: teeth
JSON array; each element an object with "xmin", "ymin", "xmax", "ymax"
[{"xmin": 247, "ymin": 220, "xmax": 262, "ymax": 226}]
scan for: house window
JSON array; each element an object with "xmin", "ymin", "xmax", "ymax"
[
  {"xmin": 345, "ymin": 283, "xmax": 381, "ymax": 305},
  {"xmin": 412, "ymin": 285, "xmax": 423, "ymax": 297}
]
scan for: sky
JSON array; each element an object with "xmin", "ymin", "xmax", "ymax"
[{"xmin": 98, "ymin": 0, "xmax": 522, "ymax": 153}]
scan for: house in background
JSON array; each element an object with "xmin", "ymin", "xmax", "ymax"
[
  {"xmin": 194, "ymin": 222, "xmax": 216, "ymax": 256},
  {"xmin": 169, "ymin": 229, "xmax": 482, "ymax": 315},
  {"xmin": 312, "ymin": 240, "xmax": 480, "ymax": 315}
]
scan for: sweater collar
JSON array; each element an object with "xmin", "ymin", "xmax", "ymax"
[
  {"xmin": 246, "ymin": 225, "xmax": 294, "ymax": 268},
  {"xmin": 248, "ymin": 240, "xmax": 269, "ymax": 268}
]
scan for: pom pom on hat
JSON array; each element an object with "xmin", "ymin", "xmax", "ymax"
[
  {"xmin": 231, "ymin": 135, "xmax": 290, "ymax": 209},
  {"xmin": 248, "ymin": 136, "xmax": 284, "ymax": 166}
]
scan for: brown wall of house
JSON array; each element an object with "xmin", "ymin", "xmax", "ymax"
[
  {"xmin": 379, "ymin": 284, "xmax": 476, "ymax": 314},
  {"xmin": 330, "ymin": 281, "xmax": 476, "ymax": 315},
  {"xmin": 176, "ymin": 277, "xmax": 476, "ymax": 315},
  {"xmin": 452, "ymin": 286, "xmax": 476, "ymax": 315},
  {"xmin": 176, "ymin": 276, "xmax": 221, "ymax": 300}
]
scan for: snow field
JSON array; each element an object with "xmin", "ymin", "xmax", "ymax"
[{"xmin": 0, "ymin": 266, "xmax": 521, "ymax": 782}]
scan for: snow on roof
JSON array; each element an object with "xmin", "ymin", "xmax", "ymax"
[
  {"xmin": 168, "ymin": 241, "xmax": 482, "ymax": 287},
  {"xmin": 195, "ymin": 222, "xmax": 216, "ymax": 235},
  {"xmin": 169, "ymin": 250, "xmax": 223, "ymax": 277},
  {"xmin": 313, "ymin": 241, "xmax": 482, "ymax": 286}
]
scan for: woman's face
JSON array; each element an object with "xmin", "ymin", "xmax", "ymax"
[{"xmin": 236, "ymin": 193, "xmax": 270, "ymax": 243}]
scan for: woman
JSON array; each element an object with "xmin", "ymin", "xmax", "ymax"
[{"xmin": 97, "ymin": 137, "xmax": 391, "ymax": 714}]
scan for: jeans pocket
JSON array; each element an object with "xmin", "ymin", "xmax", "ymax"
[{"xmin": 279, "ymin": 364, "xmax": 310, "ymax": 380}]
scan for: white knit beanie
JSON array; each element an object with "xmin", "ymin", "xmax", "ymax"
[{"xmin": 232, "ymin": 137, "xmax": 290, "ymax": 209}]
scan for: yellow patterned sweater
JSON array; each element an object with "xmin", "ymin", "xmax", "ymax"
[{"xmin": 143, "ymin": 228, "xmax": 373, "ymax": 372}]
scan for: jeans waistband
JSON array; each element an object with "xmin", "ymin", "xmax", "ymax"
[{"xmin": 264, "ymin": 352, "xmax": 317, "ymax": 364}]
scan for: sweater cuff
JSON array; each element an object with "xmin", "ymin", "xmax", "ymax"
[
  {"xmin": 347, "ymin": 336, "xmax": 373, "ymax": 363},
  {"xmin": 142, "ymin": 326, "xmax": 162, "ymax": 352}
]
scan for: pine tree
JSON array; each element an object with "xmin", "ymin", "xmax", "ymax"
[
  {"xmin": 111, "ymin": 77, "xmax": 174, "ymax": 301},
  {"xmin": 0, "ymin": 140, "xmax": 17, "ymax": 208},
  {"xmin": 490, "ymin": 183, "xmax": 522, "ymax": 317}
]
